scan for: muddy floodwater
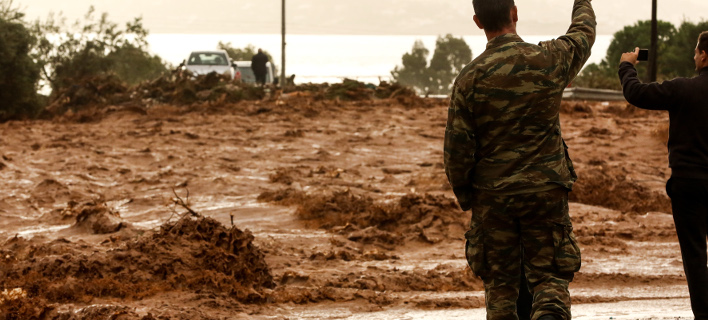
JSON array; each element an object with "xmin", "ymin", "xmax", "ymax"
[{"xmin": 0, "ymin": 94, "xmax": 692, "ymax": 319}]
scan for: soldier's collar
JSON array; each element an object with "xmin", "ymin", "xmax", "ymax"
[{"xmin": 486, "ymin": 33, "xmax": 524, "ymax": 50}]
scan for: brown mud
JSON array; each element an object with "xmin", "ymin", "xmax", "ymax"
[{"xmin": 0, "ymin": 88, "xmax": 688, "ymax": 319}]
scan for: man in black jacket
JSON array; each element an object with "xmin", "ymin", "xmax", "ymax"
[
  {"xmin": 251, "ymin": 49, "xmax": 269, "ymax": 86},
  {"xmin": 619, "ymin": 31, "xmax": 708, "ymax": 319}
]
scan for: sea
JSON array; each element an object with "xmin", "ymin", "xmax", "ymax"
[{"xmin": 146, "ymin": 34, "xmax": 613, "ymax": 85}]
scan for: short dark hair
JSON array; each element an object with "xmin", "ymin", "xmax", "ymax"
[
  {"xmin": 472, "ymin": 0, "xmax": 515, "ymax": 32},
  {"xmin": 698, "ymin": 31, "xmax": 708, "ymax": 54}
]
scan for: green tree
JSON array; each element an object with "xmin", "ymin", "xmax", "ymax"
[
  {"xmin": 31, "ymin": 7, "xmax": 168, "ymax": 93},
  {"xmin": 0, "ymin": 1, "xmax": 41, "ymax": 121},
  {"xmin": 428, "ymin": 34, "xmax": 472, "ymax": 94},
  {"xmin": 217, "ymin": 42, "xmax": 277, "ymax": 76},
  {"xmin": 572, "ymin": 61, "xmax": 622, "ymax": 90},
  {"xmin": 107, "ymin": 44, "xmax": 170, "ymax": 86},
  {"xmin": 0, "ymin": 0, "xmax": 22, "ymax": 21},
  {"xmin": 603, "ymin": 20, "xmax": 675, "ymax": 82},
  {"xmin": 391, "ymin": 40, "xmax": 432, "ymax": 93},
  {"xmin": 392, "ymin": 35, "xmax": 472, "ymax": 95},
  {"xmin": 217, "ymin": 42, "xmax": 274, "ymax": 63},
  {"xmin": 575, "ymin": 19, "xmax": 678, "ymax": 89},
  {"xmin": 663, "ymin": 20, "xmax": 708, "ymax": 78}
]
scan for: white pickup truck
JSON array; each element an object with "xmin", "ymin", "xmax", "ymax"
[{"xmin": 232, "ymin": 60, "xmax": 276, "ymax": 85}]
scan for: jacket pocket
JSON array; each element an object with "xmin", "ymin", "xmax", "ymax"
[
  {"xmin": 553, "ymin": 223, "xmax": 581, "ymax": 274},
  {"xmin": 464, "ymin": 226, "xmax": 487, "ymax": 278}
]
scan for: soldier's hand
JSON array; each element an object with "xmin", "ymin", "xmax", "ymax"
[{"xmin": 620, "ymin": 47, "xmax": 640, "ymax": 65}]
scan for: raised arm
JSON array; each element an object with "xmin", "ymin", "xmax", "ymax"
[
  {"xmin": 444, "ymin": 83, "xmax": 478, "ymax": 211},
  {"xmin": 618, "ymin": 59, "xmax": 680, "ymax": 111},
  {"xmin": 542, "ymin": 0, "xmax": 597, "ymax": 82}
]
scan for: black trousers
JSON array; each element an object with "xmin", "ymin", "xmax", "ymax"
[
  {"xmin": 518, "ymin": 270, "xmax": 532, "ymax": 320},
  {"xmin": 255, "ymin": 72, "xmax": 266, "ymax": 85},
  {"xmin": 667, "ymin": 177, "xmax": 708, "ymax": 319}
]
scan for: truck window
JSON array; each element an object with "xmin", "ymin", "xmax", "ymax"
[{"xmin": 188, "ymin": 52, "xmax": 229, "ymax": 66}]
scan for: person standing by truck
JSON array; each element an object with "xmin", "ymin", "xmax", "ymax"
[{"xmin": 251, "ymin": 49, "xmax": 269, "ymax": 86}]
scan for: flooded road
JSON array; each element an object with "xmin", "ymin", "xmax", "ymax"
[
  {"xmin": 251, "ymin": 298, "xmax": 691, "ymax": 319},
  {"xmin": 0, "ymin": 98, "xmax": 691, "ymax": 319}
]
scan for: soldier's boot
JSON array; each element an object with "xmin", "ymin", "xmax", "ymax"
[{"xmin": 538, "ymin": 315, "xmax": 559, "ymax": 320}]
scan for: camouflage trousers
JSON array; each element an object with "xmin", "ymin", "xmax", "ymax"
[{"xmin": 465, "ymin": 187, "xmax": 581, "ymax": 320}]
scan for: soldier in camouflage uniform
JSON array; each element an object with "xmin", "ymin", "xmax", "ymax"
[{"xmin": 444, "ymin": 0, "xmax": 596, "ymax": 319}]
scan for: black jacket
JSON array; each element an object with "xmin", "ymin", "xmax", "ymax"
[
  {"xmin": 251, "ymin": 52, "xmax": 269, "ymax": 75},
  {"xmin": 619, "ymin": 62, "xmax": 708, "ymax": 179}
]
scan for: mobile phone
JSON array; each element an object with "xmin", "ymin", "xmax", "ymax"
[{"xmin": 637, "ymin": 49, "xmax": 649, "ymax": 61}]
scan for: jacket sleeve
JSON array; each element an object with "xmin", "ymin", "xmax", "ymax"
[
  {"xmin": 444, "ymin": 83, "xmax": 477, "ymax": 211},
  {"xmin": 618, "ymin": 61, "xmax": 681, "ymax": 111},
  {"xmin": 542, "ymin": 0, "xmax": 597, "ymax": 83}
]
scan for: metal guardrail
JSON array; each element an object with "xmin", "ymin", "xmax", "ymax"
[
  {"xmin": 562, "ymin": 87, "xmax": 626, "ymax": 101},
  {"xmin": 419, "ymin": 94, "xmax": 449, "ymax": 99},
  {"xmin": 414, "ymin": 87, "xmax": 627, "ymax": 101}
]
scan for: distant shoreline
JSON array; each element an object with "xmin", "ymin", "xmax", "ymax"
[{"xmin": 146, "ymin": 34, "xmax": 612, "ymax": 84}]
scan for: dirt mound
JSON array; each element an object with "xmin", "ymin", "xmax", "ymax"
[
  {"xmin": 43, "ymin": 74, "xmax": 430, "ymax": 121},
  {"xmin": 35, "ymin": 199, "xmax": 135, "ymax": 236},
  {"xmin": 141, "ymin": 216, "xmax": 275, "ymax": 292},
  {"xmin": 65, "ymin": 201, "xmax": 128, "ymax": 234},
  {"xmin": 569, "ymin": 167, "xmax": 671, "ymax": 214},
  {"xmin": 44, "ymin": 72, "xmax": 266, "ymax": 119},
  {"xmin": 283, "ymin": 80, "xmax": 421, "ymax": 102},
  {"xmin": 258, "ymin": 189, "xmax": 467, "ymax": 246},
  {"xmin": 0, "ymin": 300, "xmax": 159, "ymax": 320},
  {"xmin": 273, "ymin": 80, "xmax": 431, "ymax": 112},
  {"xmin": 317, "ymin": 79, "xmax": 423, "ymax": 103},
  {"xmin": 45, "ymin": 74, "xmax": 129, "ymax": 116},
  {"xmin": 135, "ymin": 72, "xmax": 265, "ymax": 106},
  {"xmin": 324, "ymin": 79, "xmax": 376, "ymax": 101},
  {"xmin": 0, "ymin": 216, "xmax": 273, "ymax": 318}
]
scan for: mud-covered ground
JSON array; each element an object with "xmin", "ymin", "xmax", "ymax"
[{"xmin": 0, "ymin": 94, "xmax": 690, "ymax": 319}]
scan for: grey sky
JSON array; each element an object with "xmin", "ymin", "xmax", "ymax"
[{"xmin": 12, "ymin": 0, "xmax": 708, "ymax": 36}]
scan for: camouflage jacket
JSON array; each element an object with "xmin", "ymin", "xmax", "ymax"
[{"xmin": 444, "ymin": 0, "xmax": 596, "ymax": 210}]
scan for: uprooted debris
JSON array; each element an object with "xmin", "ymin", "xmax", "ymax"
[
  {"xmin": 324, "ymin": 79, "xmax": 375, "ymax": 101},
  {"xmin": 282, "ymin": 80, "xmax": 427, "ymax": 107},
  {"xmin": 45, "ymin": 72, "xmax": 266, "ymax": 117},
  {"xmin": 44, "ymin": 74, "xmax": 130, "ymax": 116},
  {"xmin": 44, "ymin": 73, "xmax": 429, "ymax": 119},
  {"xmin": 135, "ymin": 71, "xmax": 266, "ymax": 106},
  {"xmin": 257, "ymin": 188, "xmax": 467, "ymax": 247},
  {"xmin": 0, "ymin": 216, "xmax": 274, "ymax": 318}
]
